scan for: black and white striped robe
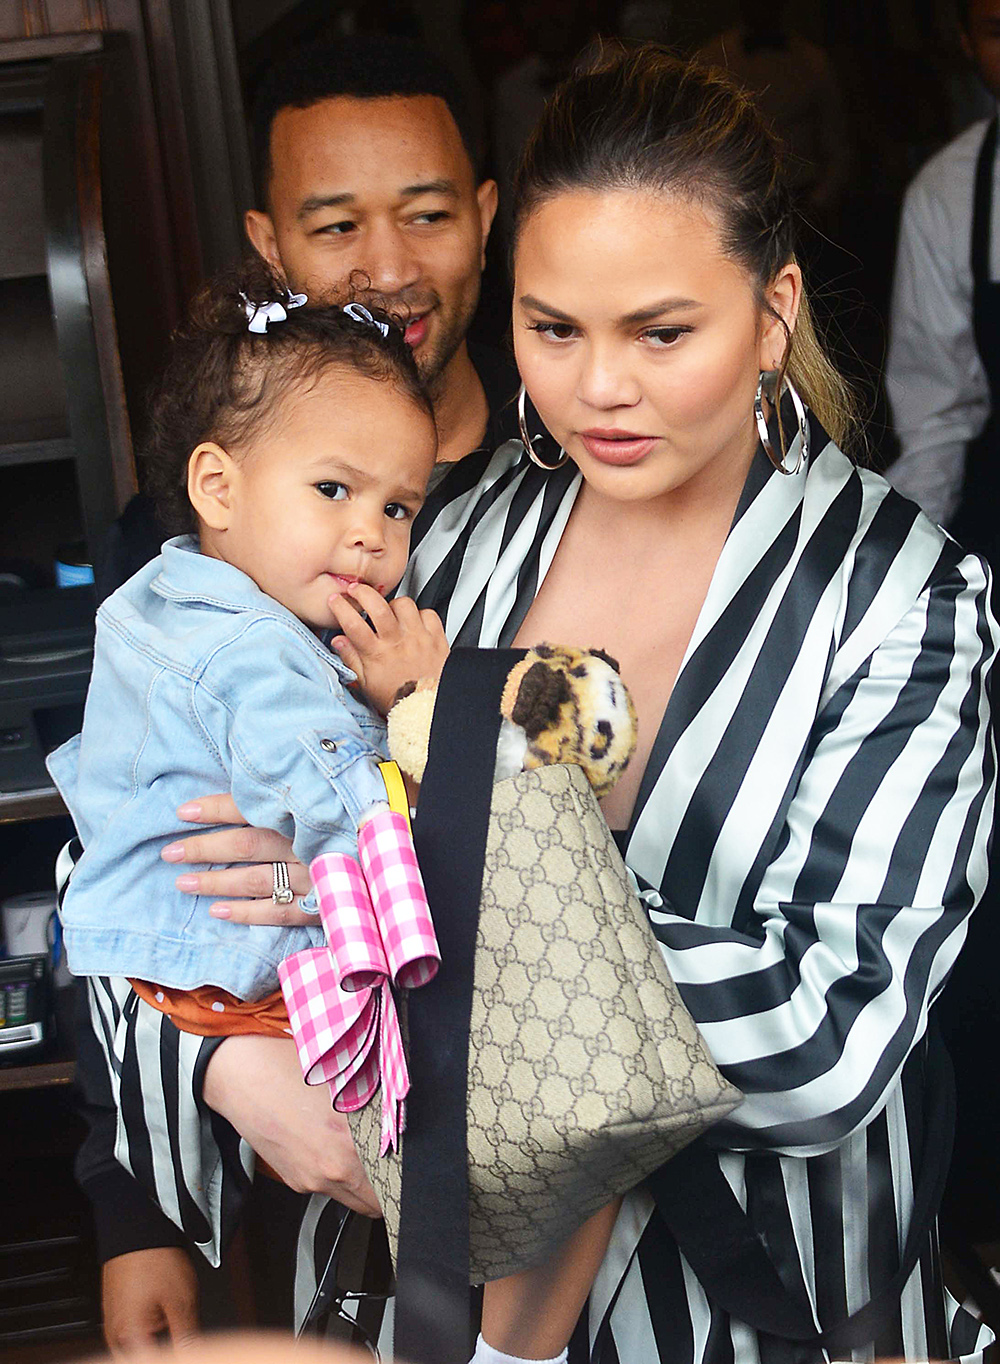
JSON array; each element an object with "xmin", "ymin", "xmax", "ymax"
[{"xmin": 85, "ymin": 421, "xmax": 997, "ymax": 1363}]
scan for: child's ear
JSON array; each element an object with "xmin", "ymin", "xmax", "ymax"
[{"xmin": 188, "ymin": 442, "xmax": 238, "ymax": 530}]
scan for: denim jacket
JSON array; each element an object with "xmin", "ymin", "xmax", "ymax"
[{"xmin": 47, "ymin": 536, "xmax": 389, "ymax": 1001}]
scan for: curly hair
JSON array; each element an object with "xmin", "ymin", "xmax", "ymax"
[{"xmin": 142, "ymin": 256, "xmax": 432, "ymax": 537}]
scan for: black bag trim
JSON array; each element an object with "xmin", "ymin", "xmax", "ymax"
[{"xmin": 393, "ymin": 647, "xmax": 525, "ymax": 1364}]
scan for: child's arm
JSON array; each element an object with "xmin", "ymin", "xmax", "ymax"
[
  {"xmin": 479, "ymin": 1199, "xmax": 621, "ymax": 1361},
  {"xmin": 328, "ymin": 585, "xmax": 449, "ymax": 715}
]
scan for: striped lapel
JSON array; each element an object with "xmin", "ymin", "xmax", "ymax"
[
  {"xmin": 405, "ymin": 426, "xmax": 950, "ymax": 930},
  {"xmin": 629, "ymin": 425, "xmax": 946, "ymax": 925}
]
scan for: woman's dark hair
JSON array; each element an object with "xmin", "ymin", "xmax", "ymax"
[
  {"xmin": 512, "ymin": 44, "xmax": 856, "ymax": 449},
  {"xmin": 143, "ymin": 256, "xmax": 432, "ymax": 536}
]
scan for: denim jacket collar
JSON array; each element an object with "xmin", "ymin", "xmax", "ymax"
[{"xmin": 150, "ymin": 536, "xmax": 356, "ymax": 682}]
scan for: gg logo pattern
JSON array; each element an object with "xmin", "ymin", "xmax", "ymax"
[{"xmin": 348, "ymin": 764, "xmax": 742, "ymax": 1282}]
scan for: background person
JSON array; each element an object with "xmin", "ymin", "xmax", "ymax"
[
  {"xmin": 886, "ymin": 0, "xmax": 1000, "ymax": 548},
  {"xmin": 88, "ymin": 44, "xmax": 997, "ymax": 1364},
  {"xmin": 885, "ymin": 0, "xmax": 1000, "ymax": 1259}
]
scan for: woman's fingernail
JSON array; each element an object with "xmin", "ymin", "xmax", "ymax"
[
  {"xmin": 177, "ymin": 802, "xmax": 202, "ymax": 820},
  {"xmin": 209, "ymin": 904, "xmax": 232, "ymax": 919},
  {"xmin": 162, "ymin": 843, "xmax": 185, "ymax": 862},
  {"xmin": 175, "ymin": 875, "xmax": 199, "ymax": 891}
]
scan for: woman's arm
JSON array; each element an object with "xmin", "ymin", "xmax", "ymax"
[
  {"xmin": 202, "ymin": 1035, "xmax": 380, "ymax": 1214},
  {"xmin": 646, "ymin": 555, "xmax": 995, "ymax": 1153},
  {"xmin": 84, "ymin": 974, "xmax": 379, "ymax": 1276}
]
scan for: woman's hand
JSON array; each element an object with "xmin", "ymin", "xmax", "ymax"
[
  {"xmin": 203, "ymin": 1035, "xmax": 381, "ymax": 1216},
  {"xmin": 161, "ymin": 794, "xmax": 315, "ymax": 924},
  {"xmin": 329, "ymin": 586, "xmax": 449, "ymax": 715}
]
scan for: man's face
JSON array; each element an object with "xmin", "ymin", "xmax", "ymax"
[
  {"xmin": 963, "ymin": 0, "xmax": 1000, "ymax": 100},
  {"xmin": 246, "ymin": 95, "xmax": 498, "ymax": 397}
]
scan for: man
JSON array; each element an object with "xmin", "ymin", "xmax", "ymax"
[
  {"xmin": 79, "ymin": 34, "xmax": 516, "ymax": 1352},
  {"xmin": 245, "ymin": 39, "xmax": 502, "ymax": 471},
  {"xmin": 885, "ymin": 0, "xmax": 1000, "ymax": 1268},
  {"xmin": 885, "ymin": 0, "xmax": 1000, "ymax": 554}
]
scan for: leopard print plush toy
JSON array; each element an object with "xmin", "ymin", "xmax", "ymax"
[{"xmin": 387, "ymin": 644, "xmax": 637, "ymax": 799}]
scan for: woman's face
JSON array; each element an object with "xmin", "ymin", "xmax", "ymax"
[{"xmin": 513, "ymin": 188, "xmax": 798, "ymax": 510}]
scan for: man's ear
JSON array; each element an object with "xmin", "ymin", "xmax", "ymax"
[
  {"xmin": 759, "ymin": 260, "xmax": 803, "ymax": 373},
  {"xmin": 245, "ymin": 209, "xmax": 284, "ymax": 276},
  {"xmin": 476, "ymin": 179, "xmax": 499, "ymax": 269},
  {"xmin": 188, "ymin": 442, "xmax": 238, "ymax": 531}
]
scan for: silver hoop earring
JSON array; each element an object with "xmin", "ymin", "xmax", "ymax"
[
  {"xmin": 755, "ymin": 371, "xmax": 809, "ymax": 475},
  {"xmin": 517, "ymin": 385, "xmax": 569, "ymax": 470}
]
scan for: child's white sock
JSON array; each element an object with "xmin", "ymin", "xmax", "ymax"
[{"xmin": 469, "ymin": 1334, "xmax": 568, "ymax": 1364}]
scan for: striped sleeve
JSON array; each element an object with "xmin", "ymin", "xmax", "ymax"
[{"xmin": 646, "ymin": 550, "xmax": 996, "ymax": 1153}]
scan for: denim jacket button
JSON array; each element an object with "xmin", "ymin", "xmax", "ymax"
[{"xmin": 320, "ymin": 738, "xmax": 338, "ymax": 752}]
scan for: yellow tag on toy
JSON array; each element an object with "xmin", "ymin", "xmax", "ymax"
[{"xmin": 379, "ymin": 760, "xmax": 411, "ymax": 832}]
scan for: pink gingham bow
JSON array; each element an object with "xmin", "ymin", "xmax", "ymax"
[{"xmin": 277, "ymin": 809, "xmax": 439, "ymax": 1155}]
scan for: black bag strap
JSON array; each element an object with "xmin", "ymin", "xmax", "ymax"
[
  {"xmin": 646, "ymin": 1023, "xmax": 954, "ymax": 1353},
  {"xmin": 393, "ymin": 648, "xmax": 526, "ymax": 1364}
]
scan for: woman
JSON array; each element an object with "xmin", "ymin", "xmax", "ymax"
[{"xmin": 79, "ymin": 47, "xmax": 995, "ymax": 1363}]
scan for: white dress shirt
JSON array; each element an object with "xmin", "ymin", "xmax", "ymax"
[{"xmin": 886, "ymin": 112, "xmax": 1000, "ymax": 527}]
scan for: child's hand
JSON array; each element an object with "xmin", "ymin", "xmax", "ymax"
[{"xmin": 329, "ymin": 585, "xmax": 449, "ymax": 715}]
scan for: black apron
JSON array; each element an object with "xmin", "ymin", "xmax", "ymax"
[
  {"xmin": 951, "ymin": 115, "xmax": 1000, "ymax": 566},
  {"xmin": 938, "ymin": 113, "xmax": 1000, "ymax": 1247}
]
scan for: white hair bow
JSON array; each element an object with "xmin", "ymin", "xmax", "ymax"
[
  {"xmin": 242, "ymin": 291, "xmax": 307, "ymax": 334},
  {"xmin": 342, "ymin": 302, "xmax": 391, "ymax": 337}
]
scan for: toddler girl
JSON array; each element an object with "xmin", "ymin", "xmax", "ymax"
[{"xmin": 48, "ymin": 261, "xmax": 442, "ymax": 1027}]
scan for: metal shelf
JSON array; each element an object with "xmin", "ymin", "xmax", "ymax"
[
  {"xmin": 0, "ymin": 438, "xmax": 72, "ymax": 469},
  {"xmin": 0, "ymin": 787, "xmax": 67, "ymax": 824}
]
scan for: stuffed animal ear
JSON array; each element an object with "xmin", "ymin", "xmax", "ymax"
[
  {"xmin": 589, "ymin": 647, "xmax": 621, "ymax": 673},
  {"xmin": 511, "ymin": 661, "xmax": 571, "ymax": 739}
]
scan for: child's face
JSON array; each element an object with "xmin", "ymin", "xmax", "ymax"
[{"xmin": 208, "ymin": 369, "xmax": 437, "ymax": 632}]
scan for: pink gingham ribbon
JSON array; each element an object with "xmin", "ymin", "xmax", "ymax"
[{"xmin": 278, "ymin": 809, "xmax": 439, "ymax": 1155}]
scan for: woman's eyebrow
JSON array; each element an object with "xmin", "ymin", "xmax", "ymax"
[
  {"xmin": 620, "ymin": 298, "xmax": 702, "ymax": 324},
  {"xmin": 519, "ymin": 295, "xmax": 576, "ymax": 322},
  {"xmin": 519, "ymin": 295, "xmax": 703, "ymax": 324}
]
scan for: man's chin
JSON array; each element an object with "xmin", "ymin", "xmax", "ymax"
[{"xmin": 413, "ymin": 328, "xmax": 466, "ymax": 398}]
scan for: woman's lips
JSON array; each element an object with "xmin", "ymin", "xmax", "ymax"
[
  {"xmin": 578, "ymin": 430, "xmax": 656, "ymax": 466},
  {"xmin": 403, "ymin": 314, "xmax": 430, "ymax": 347}
]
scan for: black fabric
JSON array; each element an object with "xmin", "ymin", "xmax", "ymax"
[
  {"xmin": 936, "ymin": 114, "xmax": 1000, "ymax": 1245},
  {"xmin": 951, "ymin": 115, "xmax": 1000, "ymax": 567},
  {"xmin": 647, "ymin": 1024, "xmax": 955, "ymax": 1352},
  {"xmin": 93, "ymin": 492, "xmax": 164, "ymax": 605},
  {"xmin": 395, "ymin": 648, "xmax": 525, "ymax": 1364}
]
